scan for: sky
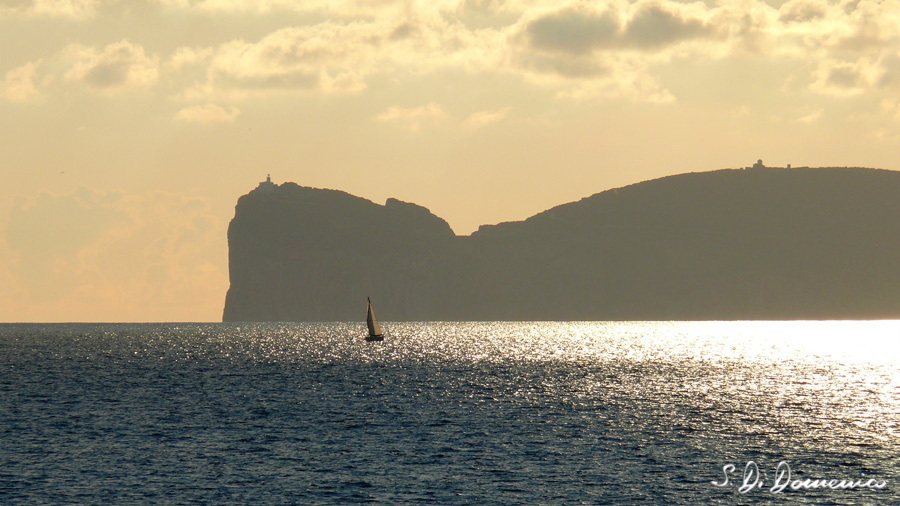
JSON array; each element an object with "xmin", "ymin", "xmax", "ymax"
[{"xmin": 2, "ymin": 0, "xmax": 900, "ymax": 322}]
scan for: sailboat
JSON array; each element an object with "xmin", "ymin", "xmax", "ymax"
[{"xmin": 366, "ymin": 297, "xmax": 384, "ymax": 341}]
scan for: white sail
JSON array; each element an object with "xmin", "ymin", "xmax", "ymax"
[{"xmin": 366, "ymin": 297, "xmax": 383, "ymax": 339}]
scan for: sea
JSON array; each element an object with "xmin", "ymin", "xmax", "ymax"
[{"xmin": 1, "ymin": 321, "xmax": 898, "ymax": 505}]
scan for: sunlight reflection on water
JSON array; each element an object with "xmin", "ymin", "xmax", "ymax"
[
  {"xmin": 302, "ymin": 319, "xmax": 900, "ymax": 367},
  {"xmin": 233, "ymin": 320, "xmax": 900, "ymax": 456},
  {"xmin": 2, "ymin": 321, "xmax": 898, "ymax": 504}
]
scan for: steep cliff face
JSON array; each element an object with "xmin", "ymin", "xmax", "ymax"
[
  {"xmin": 224, "ymin": 168, "xmax": 900, "ymax": 321},
  {"xmin": 223, "ymin": 183, "xmax": 455, "ymax": 321}
]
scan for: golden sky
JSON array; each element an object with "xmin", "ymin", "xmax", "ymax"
[{"xmin": 2, "ymin": 0, "xmax": 900, "ymax": 322}]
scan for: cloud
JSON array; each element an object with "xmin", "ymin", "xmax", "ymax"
[
  {"xmin": 376, "ymin": 102, "xmax": 447, "ymax": 130},
  {"xmin": 174, "ymin": 103, "xmax": 240, "ymax": 123},
  {"xmin": 170, "ymin": 8, "xmax": 508, "ymax": 99},
  {"xmin": 509, "ymin": 1, "xmax": 720, "ymax": 100},
  {"xmin": 525, "ymin": 6, "xmax": 620, "ymax": 55},
  {"xmin": 522, "ymin": 2, "xmax": 714, "ymax": 55},
  {"xmin": 3, "ymin": 61, "xmax": 41, "ymax": 101},
  {"xmin": 465, "ymin": 107, "xmax": 511, "ymax": 129},
  {"xmin": 809, "ymin": 58, "xmax": 881, "ymax": 95},
  {"xmin": 877, "ymin": 52, "xmax": 900, "ymax": 88},
  {"xmin": 150, "ymin": 0, "xmax": 410, "ymax": 17},
  {"xmin": 510, "ymin": 47, "xmax": 674, "ymax": 102},
  {"xmin": 778, "ymin": 0, "xmax": 829, "ymax": 24},
  {"xmin": 798, "ymin": 108, "xmax": 824, "ymax": 123},
  {"xmin": 0, "ymin": 0, "xmax": 98, "ymax": 18},
  {"xmin": 8, "ymin": 0, "xmax": 900, "ymax": 108},
  {"xmin": 4, "ymin": 187, "xmax": 226, "ymax": 321},
  {"xmin": 192, "ymin": 23, "xmax": 388, "ymax": 97},
  {"xmin": 166, "ymin": 46, "xmax": 214, "ymax": 72},
  {"xmin": 772, "ymin": 0, "xmax": 900, "ymax": 54},
  {"xmin": 64, "ymin": 40, "xmax": 159, "ymax": 92},
  {"xmin": 622, "ymin": 3, "xmax": 712, "ymax": 50}
]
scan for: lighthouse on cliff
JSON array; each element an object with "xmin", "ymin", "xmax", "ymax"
[{"xmin": 257, "ymin": 174, "xmax": 276, "ymax": 193}]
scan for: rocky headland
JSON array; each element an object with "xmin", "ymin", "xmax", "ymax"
[{"xmin": 223, "ymin": 166, "xmax": 900, "ymax": 321}]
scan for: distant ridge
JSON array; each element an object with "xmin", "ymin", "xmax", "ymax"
[{"xmin": 223, "ymin": 167, "xmax": 900, "ymax": 321}]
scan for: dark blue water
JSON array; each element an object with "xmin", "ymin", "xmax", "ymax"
[{"xmin": 1, "ymin": 322, "xmax": 898, "ymax": 504}]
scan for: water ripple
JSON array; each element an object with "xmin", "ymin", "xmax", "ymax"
[{"xmin": 1, "ymin": 321, "xmax": 898, "ymax": 504}]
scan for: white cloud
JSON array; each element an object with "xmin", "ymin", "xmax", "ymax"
[
  {"xmin": 166, "ymin": 46, "xmax": 214, "ymax": 72},
  {"xmin": 809, "ymin": 57, "xmax": 882, "ymax": 95},
  {"xmin": 171, "ymin": 8, "xmax": 506, "ymax": 99},
  {"xmin": 8, "ymin": 0, "xmax": 900, "ymax": 108},
  {"xmin": 191, "ymin": 23, "xmax": 389, "ymax": 98},
  {"xmin": 376, "ymin": 102, "xmax": 447, "ymax": 130},
  {"xmin": 778, "ymin": 0, "xmax": 829, "ymax": 24},
  {"xmin": 150, "ymin": 0, "xmax": 409, "ymax": 17},
  {"xmin": 799, "ymin": 108, "xmax": 824, "ymax": 123},
  {"xmin": 64, "ymin": 40, "xmax": 159, "ymax": 92},
  {"xmin": 174, "ymin": 103, "xmax": 240, "ymax": 123},
  {"xmin": 0, "ymin": 0, "xmax": 98, "ymax": 18},
  {"xmin": 771, "ymin": 0, "xmax": 900, "ymax": 56},
  {"xmin": 3, "ymin": 61, "xmax": 41, "ymax": 101},
  {"xmin": 167, "ymin": 0, "xmax": 726, "ymax": 103},
  {"xmin": 836, "ymin": 0, "xmax": 900, "ymax": 51},
  {"xmin": 465, "ymin": 107, "xmax": 511, "ymax": 129}
]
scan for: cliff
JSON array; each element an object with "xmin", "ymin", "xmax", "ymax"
[
  {"xmin": 223, "ymin": 167, "xmax": 900, "ymax": 321},
  {"xmin": 223, "ymin": 182, "xmax": 455, "ymax": 321}
]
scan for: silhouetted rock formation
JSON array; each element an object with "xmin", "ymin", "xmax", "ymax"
[{"xmin": 223, "ymin": 167, "xmax": 900, "ymax": 321}]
